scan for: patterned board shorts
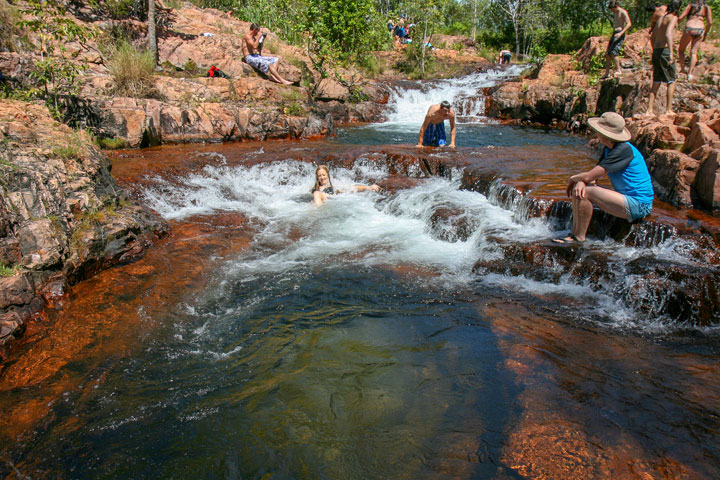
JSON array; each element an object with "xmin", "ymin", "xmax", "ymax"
[
  {"xmin": 245, "ymin": 54, "xmax": 278, "ymax": 74},
  {"xmin": 607, "ymin": 33, "xmax": 625, "ymax": 56}
]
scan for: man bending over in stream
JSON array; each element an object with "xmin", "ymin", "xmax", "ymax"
[
  {"xmin": 241, "ymin": 23, "xmax": 293, "ymax": 85},
  {"xmin": 553, "ymin": 112, "xmax": 654, "ymax": 245},
  {"xmin": 417, "ymin": 101, "xmax": 456, "ymax": 148}
]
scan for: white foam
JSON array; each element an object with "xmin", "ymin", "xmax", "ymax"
[{"xmin": 383, "ymin": 66, "xmax": 525, "ymax": 125}]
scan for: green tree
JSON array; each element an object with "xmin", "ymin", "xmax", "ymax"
[{"xmin": 20, "ymin": 0, "xmax": 94, "ymax": 113}]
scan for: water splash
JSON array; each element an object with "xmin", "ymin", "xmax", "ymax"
[{"xmin": 383, "ymin": 66, "xmax": 525, "ymax": 124}]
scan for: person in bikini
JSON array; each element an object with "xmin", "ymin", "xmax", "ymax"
[
  {"xmin": 678, "ymin": 0, "xmax": 713, "ymax": 81},
  {"xmin": 417, "ymin": 101, "xmax": 456, "ymax": 148},
  {"xmin": 311, "ymin": 165, "xmax": 380, "ymax": 206},
  {"xmin": 602, "ymin": 1, "xmax": 632, "ymax": 79},
  {"xmin": 241, "ymin": 23, "xmax": 293, "ymax": 85},
  {"xmin": 553, "ymin": 112, "xmax": 654, "ymax": 245},
  {"xmin": 647, "ymin": 0, "xmax": 680, "ymax": 116}
]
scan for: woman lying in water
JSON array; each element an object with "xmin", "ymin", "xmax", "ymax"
[{"xmin": 311, "ymin": 165, "xmax": 381, "ymax": 206}]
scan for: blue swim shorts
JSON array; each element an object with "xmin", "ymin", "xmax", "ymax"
[{"xmin": 624, "ymin": 195, "xmax": 653, "ymax": 222}]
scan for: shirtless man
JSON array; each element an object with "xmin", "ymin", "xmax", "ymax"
[
  {"xmin": 647, "ymin": 0, "xmax": 680, "ymax": 116},
  {"xmin": 602, "ymin": 1, "xmax": 632, "ymax": 79},
  {"xmin": 241, "ymin": 23, "xmax": 292, "ymax": 85},
  {"xmin": 647, "ymin": 2, "xmax": 667, "ymax": 52},
  {"xmin": 417, "ymin": 101, "xmax": 456, "ymax": 148}
]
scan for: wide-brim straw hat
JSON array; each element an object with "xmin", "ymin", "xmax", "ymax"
[{"xmin": 587, "ymin": 112, "xmax": 631, "ymax": 142}]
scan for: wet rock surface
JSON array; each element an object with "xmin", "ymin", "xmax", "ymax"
[
  {"xmin": 484, "ymin": 31, "xmax": 720, "ymax": 219},
  {"xmin": 109, "ymin": 141, "xmax": 720, "ymax": 326},
  {"xmin": 0, "ymin": 100, "xmax": 167, "ymax": 350}
]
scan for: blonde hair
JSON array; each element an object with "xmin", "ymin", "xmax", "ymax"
[{"xmin": 311, "ymin": 165, "xmax": 333, "ymax": 193}]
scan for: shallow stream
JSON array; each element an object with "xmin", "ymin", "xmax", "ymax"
[{"xmin": 1, "ymin": 70, "xmax": 719, "ymax": 479}]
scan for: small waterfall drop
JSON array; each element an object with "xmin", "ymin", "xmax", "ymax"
[{"xmin": 383, "ymin": 65, "xmax": 525, "ymax": 124}]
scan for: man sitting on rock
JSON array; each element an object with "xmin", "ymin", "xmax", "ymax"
[
  {"xmin": 553, "ymin": 112, "xmax": 654, "ymax": 245},
  {"xmin": 647, "ymin": 0, "xmax": 680, "ymax": 116},
  {"xmin": 417, "ymin": 101, "xmax": 456, "ymax": 148},
  {"xmin": 601, "ymin": 1, "xmax": 632, "ymax": 79},
  {"xmin": 241, "ymin": 23, "xmax": 293, "ymax": 85}
]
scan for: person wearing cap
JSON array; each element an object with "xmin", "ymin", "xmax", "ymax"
[
  {"xmin": 553, "ymin": 112, "xmax": 654, "ymax": 245},
  {"xmin": 417, "ymin": 101, "xmax": 456, "ymax": 148}
]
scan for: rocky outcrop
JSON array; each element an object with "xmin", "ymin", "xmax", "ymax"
[
  {"xmin": 628, "ymin": 110, "xmax": 720, "ymax": 213},
  {"xmin": 484, "ymin": 29, "xmax": 720, "ymax": 217},
  {"xmin": 0, "ymin": 100, "xmax": 168, "ymax": 349}
]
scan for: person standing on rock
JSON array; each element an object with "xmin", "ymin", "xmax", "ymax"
[
  {"xmin": 678, "ymin": 0, "xmax": 713, "ymax": 82},
  {"xmin": 417, "ymin": 101, "xmax": 456, "ymax": 148},
  {"xmin": 241, "ymin": 23, "xmax": 293, "ymax": 85},
  {"xmin": 553, "ymin": 112, "xmax": 654, "ymax": 245},
  {"xmin": 646, "ymin": 3, "xmax": 667, "ymax": 52},
  {"xmin": 601, "ymin": 1, "xmax": 632, "ymax": 80},
  {"xmin": 647, "ymin": 0, "xmax": 680, "ymax": 116}
]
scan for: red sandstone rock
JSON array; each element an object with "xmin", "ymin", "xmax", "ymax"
[
  {"xmin": 314, "ymin": 78, "xmax": 349, "ymax": 102},
  {"xmin": 655, "ymin": 124, "xmax": 687, "ymax": 151},
  {"xmin": 684, "ymin": 122, "xmax": 720, "ymax": 154},
  {"xmin": 674, "ymin": 112, "xmax": 695, "ymax": 127},
  {"xmin": 646, "ymin": 150, "xmax": 700, "ymax": 207},
  {"xmin": 694, "ymin": 148, "xmax": 720, "ymax": 213}
]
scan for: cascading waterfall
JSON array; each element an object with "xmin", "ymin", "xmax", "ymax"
[{"xmin": 383, "ymin": 66, "xmax": 525, "ymax": 124}]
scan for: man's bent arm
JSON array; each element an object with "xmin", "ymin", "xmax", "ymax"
[
  {"xmin": 417, "ymin": 117, "xmax": 430, "ymax": 146},
  {"xmin": 449, "ymin": 115, "xmax": 456, "ymax": 147}
]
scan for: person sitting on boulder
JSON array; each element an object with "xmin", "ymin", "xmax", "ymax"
[
  {"xmin": 647, "ymin": 0, "xmax": 680, "ymax": 116},
  {"xmin": 241, "ymin": 23, "xmax": 293, "ymax": 85},
  {"xmin": 601, "ymin": 1, "xmax": 632, "ymax": 79},
  {"xmin": 553, "ymin": 112, "xmax": 654, "ymax": 245},
  {"xmin": 311, "ymin": 165, "xmax": 381, "ymax": 206},
  {"xmin": 417, "ymin": 101, "xmax": 456, "ymax": 148}
]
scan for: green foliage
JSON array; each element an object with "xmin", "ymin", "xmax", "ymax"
[
  {"xmin": 183, "ymin": 59, "xmax": 200, "ymax": 75},
  {"xmin": 0, "ymin": 263, "xmax": 18, "ymax": 277},
  {"xmin": 303, "ymin": 0, "xmax": 388, "ymax": 66},
  {"xmin": 108, "ymin": 42, "xmax": 156, "ymax": 97},
  {"xmin": 0, "ymin": 0, "xmax": 23, "ymax": 52},
  {"xmin": 97, "ymin": 136, "xmax": 129, "ymax": 149},
  {"xmin": 283, "ymin": 102, "xmax": 305, "ymax": 116},
  {"xmin": 19, "ymin": 0, "xmax": 94, "ymax": 112},
  {"xmin": 528, "ymin": 44, "xmax": 547, "ymax": 67}
]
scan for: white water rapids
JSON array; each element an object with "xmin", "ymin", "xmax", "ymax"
[{"xmin": 140, "ymin": 69, "xmax": 718, "ymax": 334}]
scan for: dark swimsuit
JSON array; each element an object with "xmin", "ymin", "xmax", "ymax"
[{"xmin": 314, "ymin": 186, "xmax": 334, "ymax": 195}]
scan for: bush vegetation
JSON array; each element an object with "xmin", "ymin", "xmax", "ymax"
[
  {"xmin": 108, "ymin": 41, "xmax": 156, "ymax": 97},
  {"xmin": 0, "ymin": 0, "xmax": 22, "ymax": 52}
]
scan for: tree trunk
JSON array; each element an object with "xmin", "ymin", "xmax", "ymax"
[
  {"xmin": 148, "ymin": 0, "xmax": 157, "ymax": 65},
  {"xmin": 472, "ymin": 0, "xmax": 477, "ymax": 40},
  {"xmin": 421, "ymin": 19, "xmax": 428, "ymax": 75}
]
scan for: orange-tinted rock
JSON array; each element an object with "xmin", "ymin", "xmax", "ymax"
[
  {"xmin": 646, "ymin": 150, "xmax": 699, "ymax": 207},
  {"xmin": 674, "ymin": 112, "xmax": 695, "ymax": 127},
  {"xmin": 684, "ymin": 122, "xmax": 720, "ymax": 154},
  {"xmin": 694, "ymin": 148, "xmax": 720, "ymax": 214},
  {"xmin": 314, "ymin": 78, "xmax": 349, "ymax": 101},
  {"xmin": 655, "ymin": 124, "xmax": 687, "ymax": 150}
]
